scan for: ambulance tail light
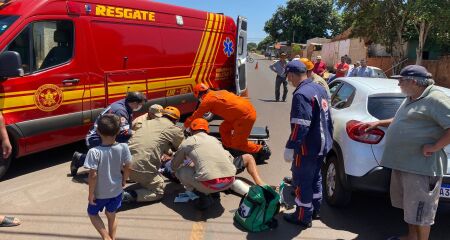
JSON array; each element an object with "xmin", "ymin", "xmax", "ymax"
[{"xmin": 346, "ymin": 120, "xmax": 384, "ymax": 144}]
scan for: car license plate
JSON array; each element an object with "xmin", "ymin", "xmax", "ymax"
[{"xmin": 440, "ymin": 184, "xmax": 450, "ymax": 198}]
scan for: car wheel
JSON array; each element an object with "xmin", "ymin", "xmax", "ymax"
[{"xmin": 322, "ymin": 154, "xmax": 351, "ymax": 207}]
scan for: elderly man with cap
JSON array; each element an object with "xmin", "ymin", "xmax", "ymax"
[
  {"xmin": 123, "ymin": 106, "xmax": 185, "ymax": 203},
  {"xmin": 70, "ymin": 92, "xmax": 147, "ymax": 176},
  {"xmin": 363, "ymin": 65, "xmax": 450, "ymax": 240},
  {"xmin": 269, "ymin": 52, "xmax": 289, "ymax": 102},
  {"xmin": 283, "ymin": 60, "xmax": 333, "ymax": 228},
  {"xmin": 132, "ymin": 104, "xmax": 164, "ymax": 131},
  {"xmin": 312, "ymin": 56, "xmax": 327, "ymax": 78}
]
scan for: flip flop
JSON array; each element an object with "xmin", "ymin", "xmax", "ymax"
[{"xmin": 0, "ymin": 216, "xmax": 21, "ymax": 227}]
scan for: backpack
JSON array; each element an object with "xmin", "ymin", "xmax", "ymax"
[{"xmin": 233, "ymin": 185, "xmax": 280, "ymax": 232}]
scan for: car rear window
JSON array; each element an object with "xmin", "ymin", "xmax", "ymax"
[{"xmin": 368, "ymin": 97, "xmax": 405, "ymax": 119}]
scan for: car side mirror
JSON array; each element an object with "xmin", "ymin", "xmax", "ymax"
[{"xmin": 0, "ymin": 51, "xmax": 24, "ymax": 79}]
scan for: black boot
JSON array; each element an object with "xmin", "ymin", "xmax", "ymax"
[
  {"xmin": 255, "ymin": 144, "xmax": 271, "ymax": 164},
  {"xmin": 193, "ymin": 191, "xmax": 213, "ymax": 211},
  {"xmin": 283, "ymin": 212, "xmax": 312, "ymax": 228},
  {"xmin": 312, "ymin": 210, "xmax": 320, "ymax": 220},
  {"xmin": 70, "ymin": 151, "xmax": 82, "ymax": 176}
]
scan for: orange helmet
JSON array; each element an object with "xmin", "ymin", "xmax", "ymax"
[
  {"xmin": 162, "ymin": 106, "xmax": 180, "ymax": 120},
  {"xmin": 299, "ymin": 58, "xmax": 314, "ymax": 71},
  {"xmin": 190, "ymin": 118, "xmax": 209, "ymax": 133},
  {"xmin": 193, "ymin": 83, "xmax": 209, "ymax": 98}
]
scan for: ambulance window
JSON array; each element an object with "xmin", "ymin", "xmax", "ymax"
[
  {"xmin": 238, "ymin": 36, "xmax": 244, "ymax": 55},
  {"xmin": 0, "ymin": 15, "xmax": 19, "ymax": 36},
  {"xmin": 6, "ymin": 26, "xmax": 32, "ymax": 73},
  {"xmin": 34, "ymin": 20, "xmax": 73, "ymax": 71}
]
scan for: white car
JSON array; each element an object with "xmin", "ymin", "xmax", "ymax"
[{"xmin": 323, "ymin": 77, "xmax": 450, "ymax": 206}]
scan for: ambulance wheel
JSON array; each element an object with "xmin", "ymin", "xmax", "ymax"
[
  {"xmin": 322, "ymin": 154, "xmax": 351, "ymax": 207},
  {"xmin": 0, "ymin": 153, "xmax": 12, "ymax": 180}
]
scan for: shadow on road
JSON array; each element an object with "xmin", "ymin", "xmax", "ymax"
[
  {"xmin": 258, "ymin": 99, "xmax": 286, "ymax": 103},
  {"xmin": 3, "ymin": 141, "xmax": 87, "ymax": 181},
  {"xmin": 319, "ymin": 192, "xmax": 450, "ymax": 240},
  {"xmin": 161, "ymin": 182, "xmax": 225, "ymax": 221}
]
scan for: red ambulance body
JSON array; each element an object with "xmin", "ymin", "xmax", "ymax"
[{"xmin": 0, "ymin": 0, "xmax": 248, "ymax": 178}]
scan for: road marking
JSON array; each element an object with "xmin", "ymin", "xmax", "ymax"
[{"xmin": 189, "ymin": 221, "xmax": 205, "ymax": 240}]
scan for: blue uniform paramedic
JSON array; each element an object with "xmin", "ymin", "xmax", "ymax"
[
  {"xmin": 70, "ymin": 92, "xmax": 147, "ymax": 176},
  {"xmin": 283, "ymin": 60, "xmax": 333, "ymax": 228}
]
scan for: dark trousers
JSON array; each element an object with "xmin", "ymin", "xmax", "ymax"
[
  {"xmin": 275, "ymin": 76, "xmax": 288, "ymax": 101},
  {"xmin": 291, "ymin": 155, "xmax": 324, "ymax": 224}
]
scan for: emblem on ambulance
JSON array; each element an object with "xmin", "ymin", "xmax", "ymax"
[
  {"xmin": 223, "ymin": 37, "xmax": 234, "ymax": 57},
  {"xmin": 34, "ymin": 84, "xmax": 64, "ymax": 112}
]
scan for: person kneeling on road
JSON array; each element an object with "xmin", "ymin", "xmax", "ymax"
[
  {"xmin": 172, "ymin": 118, "xmax": 265, "ymax": 210},
  {"xmin": 122, "ymin": 106, "xmax": 184, "ymax": 204},
  {"xmin": 71, "ymin": 92, "xmax": 146, "ymax": 176}
]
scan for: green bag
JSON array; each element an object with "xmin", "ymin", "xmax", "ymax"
[{"xmin": 233, "ymin": 185, "xmax": 281, "ymax": 232}]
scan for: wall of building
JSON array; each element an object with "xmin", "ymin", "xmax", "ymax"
[{"xmin": 368, "ymin": 56, "xmax": 450, "ymax": 88}]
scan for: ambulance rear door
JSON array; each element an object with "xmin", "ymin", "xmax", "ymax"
[{"xmin": 235, "ymin": 16, "xmax": 247, "ymax": 96}]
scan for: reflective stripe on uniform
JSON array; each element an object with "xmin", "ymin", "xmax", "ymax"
[{"xmin": 291, "ymin": 118, "xmax": 311, "ymax": 126}]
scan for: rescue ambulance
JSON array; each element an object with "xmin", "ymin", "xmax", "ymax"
[{"xmin": 0, "ymin": 0, "xmax": 249, "ymax": 178}]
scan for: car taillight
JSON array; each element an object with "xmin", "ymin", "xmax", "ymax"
[{"xmin": 346, "ymin": 120, "xmax": 384, "ymax": 144}]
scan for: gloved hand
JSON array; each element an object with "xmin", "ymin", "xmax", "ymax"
[{"xmin": 284, "ymin": 148, "xmax": 294, "ymax": 162}]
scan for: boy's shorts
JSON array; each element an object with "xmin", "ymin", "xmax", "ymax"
[
  {"xmin": 233, "ymin": 155, "xmax": 245, "ymax": 174},
  {"xmin": 390, "ymin": 170, "xmax": 442, "ymax": 226},
  {"xmin": 87, "ymin": 193, "xmax": 122, "ymax": 215}
]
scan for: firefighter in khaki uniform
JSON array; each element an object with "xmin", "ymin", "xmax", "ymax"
[
  {"xmin": 173, "ymin": 118, "xmax": 237, "ymax": 210},
  {"xmin": 184, "ymin": 84, "xmax": 271, "ymax": 162},
  {"xmin": 122, "ymin": 106, "xmax": 184, "ymax": 203}
]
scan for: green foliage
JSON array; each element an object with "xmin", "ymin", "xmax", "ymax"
[
  {"xmin": 247, "ymin": 42, "xmax": 257, "ymax": 51},
  {"xmin": 257, "ymin": 36, "xmax": 274, "ymax": 50},
  {"xmin": 263, "ymin": 0, "xmax": 342, "ymax": 43},
  {"xmin": 338, "ymin": 0, "xmax": 450, "ymax": 57}
]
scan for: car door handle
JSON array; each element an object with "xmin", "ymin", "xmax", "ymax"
[{"xmin": 62, "ymin": 78, "xmax": 80, "ymax": 84}]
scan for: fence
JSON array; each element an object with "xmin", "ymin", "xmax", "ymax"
[{"xmin": 368, "ymin": 56, "xmax": 450, "ymax": 88}]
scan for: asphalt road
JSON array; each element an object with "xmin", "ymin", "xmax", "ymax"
[{"xmin": 0, "ymin": 54, "xmax": 449, "ymax": 240}]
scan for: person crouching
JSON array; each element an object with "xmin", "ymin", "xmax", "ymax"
[{"xmin": 172, "ymin": 118, "xmax": 237, "ymax": 210}]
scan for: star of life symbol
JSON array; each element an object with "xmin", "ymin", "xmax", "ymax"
[
  {"xmin": 223, "ymin": 37, "xmax": 234, "ymax": 57},
  {"xmin": 34, "ymin": 84, "xmax": 64, "ymax": 112}
]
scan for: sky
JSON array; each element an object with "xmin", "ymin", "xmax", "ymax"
[{"xmin": 153, "ymin": 0, "xmax": 286, "ymax": 43}]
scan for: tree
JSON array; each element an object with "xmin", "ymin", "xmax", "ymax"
[
  {"xmin": 408, "ymin": 0, "xmax": 450, "ymax": 64},
  {"xmin": 257, "ymin": 35, "xmax": 274, "ymax": 50},
  {"xmin": 339, "ymin": 0, "xmax": 450, "ymax": 66},
  {"xmin": 247, "ymin": 42, "xmax": 257, "ymax": 51},
  {"xmin": 264, "ymin": 0, "xmax": 342, "ymax": 43},
  {"xmin": 338, "ymin": 0, "xmax": 410, "ymax": 72}
]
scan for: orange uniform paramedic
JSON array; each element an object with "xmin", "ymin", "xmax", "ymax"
[{"xmin": 184, "ymin": 84, "xmax": 271, "ymax": 160}]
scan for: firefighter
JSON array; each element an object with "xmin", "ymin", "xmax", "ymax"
[
  {"xmin": 122, "ymin": 106, "xmax": 184, "ymax": 203},
  {"xmin": 184, "ymin": 84, "xmax": 271, "ymax": 162},
  {"xmin": 173, "ymin": 118, "xmax": 237, "ymax": 210},
  {"xmin": 70, "ymin": 92, "xmax": 146, "ymax": 176},
  {"xmin": 283, "ymin": 61, "xmax": 333, "ymax": 228},
  {"xmin": 298, "ymin": 58, "xmax": 331, "ymax": 97}
]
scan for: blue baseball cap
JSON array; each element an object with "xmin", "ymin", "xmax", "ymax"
[
  {"xmin": 285, "ymin": 60, "xmax": 307, "ymax": 74},
  {"xmin": 391, "ymin": 65, "xmax": 432, "ymax": 79}
]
